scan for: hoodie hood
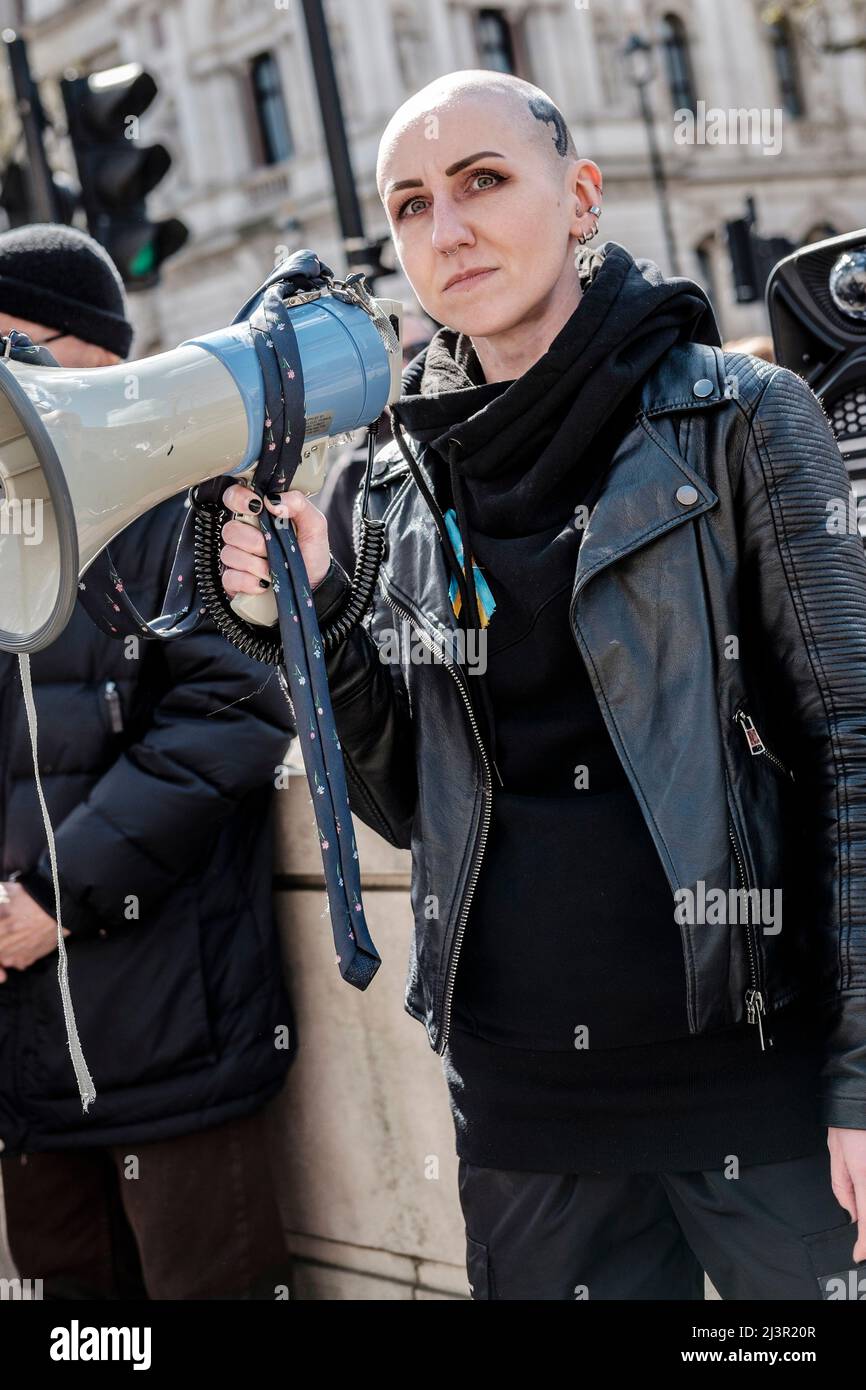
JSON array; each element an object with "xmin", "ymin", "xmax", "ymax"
[{"xmin": 390, "ymin": 241, "xmax": 721, "ymax": 529}]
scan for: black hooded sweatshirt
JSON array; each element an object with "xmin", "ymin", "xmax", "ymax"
[{"xmin": 388, "ymin": 243, "xmax": 824, "ymax": 1173}]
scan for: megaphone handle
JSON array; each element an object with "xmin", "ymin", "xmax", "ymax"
[{"xmin": 228, "ymin": 510, "xmax": 279, "ymax": 627}]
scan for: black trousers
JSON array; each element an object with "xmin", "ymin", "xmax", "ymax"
[{"xmin": 458, "ymin": 1144, "xmax": 864, "ymax": 1300}]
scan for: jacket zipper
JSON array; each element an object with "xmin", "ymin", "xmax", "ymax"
[
  {"xmin": 103, "ymin": 680, "xmax": 124, "ymax": 734},
  {"xmin": 733, "ymin": 704, "xmax": 794, "ymax": 781},
  {"xmin": 730, "ymin": 704, "xmax": 786, "ymax": 1050},
  {"xmin": 726, "ymin": 810, "xmax": 772, "ymax": 1050},
  {"xmin": 379, "ymin": 585, "xmax": 493, "ymax": 1056},
  {"xmin": 567, "ymin": 594, "xmax": 772, "ymax": 1048}
]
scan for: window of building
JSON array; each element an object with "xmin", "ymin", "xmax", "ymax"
[
  {"xmin": 149, "ymin": 10, "xmax": 165, "ymax": 49},
  {"xmin": 327, "ymin": 18, "xmax": 360, "ymax": 126},
  {"xmin": 768, "ymin": 19, "xmax": 805, "ymax": 117},
  {"xmin": 475, "ymin": 8, "xmax": 516, "ymax": 73},
  {"xmin": 659, "ymin": 13, "xmax": 696, "ymax": 113},
  {"xmin": 592, "ymin": 15, "xmax": 625, "ymax": 109},
  {"xmin": 394, "ymin": 4, "xmax": 427, "ymax": 89},
  {"xmin": 250, "ymin": 52, "xmax": 294, "ymax": 165}
]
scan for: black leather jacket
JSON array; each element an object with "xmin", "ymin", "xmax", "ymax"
[{"xmin": 313, "ymin": 341, "xmax": 866, "ymax": 1130}]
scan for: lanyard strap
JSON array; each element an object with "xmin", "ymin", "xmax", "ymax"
[
  {"xmin": 249, "ymin": 283, "xmax": 380, "ymax": 987},
  {"xmin": 77, "ymin": 502, "xmax": 202, "ymax": 640}
]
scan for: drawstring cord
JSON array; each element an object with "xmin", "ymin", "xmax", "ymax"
[
  {"xmin": 447, "ymin": 442, "xmax": 502, "ymax": 784},
  {"xmin": 17, "ymin": 654, "xmax": 96, "ymax": 1111},
  {"xmin": 389, "ymin": 411, "xmax": 471, "ymax": 620},
  {"xmin": 448, "ymin": 442, "xmax": 480, "ymax": 632},
  {"xmin": 390, "ymin": 410, "xmax": 502, "ymax": 786}
]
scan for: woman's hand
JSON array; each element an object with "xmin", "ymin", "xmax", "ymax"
[
  {"xmin": 220, "ymin": 485, "xmax": 331, "ymax": 596},
  {"xmin": 828, "ymin": 1126, "xmax": 866, "ymax": 1262}
]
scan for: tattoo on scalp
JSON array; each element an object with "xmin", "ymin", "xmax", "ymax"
[{"xmin": 527, "ymin": 96, "xmax": 569, "ymax": 156}]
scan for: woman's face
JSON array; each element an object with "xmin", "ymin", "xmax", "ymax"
[{"xmin": 377, "ymin": 98, "xmax": 601, "ymax": 338}]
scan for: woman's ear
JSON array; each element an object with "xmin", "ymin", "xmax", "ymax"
[{"xmin": 567, "ymin": 159, "xmax": 603, "ymax": 239}]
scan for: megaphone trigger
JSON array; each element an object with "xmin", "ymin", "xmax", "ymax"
[{"xmin": 228, "ymin": 492, "xmax": 279, "ymax": 629}]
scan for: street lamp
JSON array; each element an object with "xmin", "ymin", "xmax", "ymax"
[
  {"xmin": 622, "ymin": 32, "xmax": 682, "ymax": 276},
  {"xmin": 2, "ymin": 29, "xmax": 60, "ymax": 222}
]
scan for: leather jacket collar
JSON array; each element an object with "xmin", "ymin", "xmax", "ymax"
[{"xmin": 377, "ymin": 341, "xmax": 729, "ymax": 638}]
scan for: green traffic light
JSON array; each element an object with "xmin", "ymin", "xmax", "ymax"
[
  {"xmin": 61, "ymin": 64, "xmax": 188, "ymax": 287},
  {"xmin": 129, "ymin": 241, "xmax": 156, "ymax": 277}
]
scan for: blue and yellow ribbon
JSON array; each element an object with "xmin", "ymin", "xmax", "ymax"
[{"xmin": 444, "ymin": 508, "xmax": 496, "ymax": 628}]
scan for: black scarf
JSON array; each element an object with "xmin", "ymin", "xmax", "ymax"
[
  {"xmin": 392, "ymin": 241, "xmax": 720, "ymax": 538},
  {"xmin": 388, "ymin": 241, "xmax": 721, "ymax": 774}
]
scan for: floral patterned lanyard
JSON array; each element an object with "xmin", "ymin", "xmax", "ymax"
[
  {"xmin": 244, "ymin": 281, "xmax": 380, "ymax": 988},
  {"xmin": 78, "ymin": 282, "xmax": 381, "ymax": 991}
]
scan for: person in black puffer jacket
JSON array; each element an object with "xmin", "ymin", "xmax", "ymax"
[{"xmin": 0, "ymin": 225, "xmax": 297, "ymax": 1300}]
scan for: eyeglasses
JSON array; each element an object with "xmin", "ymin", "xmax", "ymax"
[{"xmin": 32, "ymin": 330, "xmax": 69, "ymax": 346}]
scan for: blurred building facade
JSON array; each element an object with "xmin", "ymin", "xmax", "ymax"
[{"xmin": 0, "ymin": 0, "xmax": 864, "ymax": 353}]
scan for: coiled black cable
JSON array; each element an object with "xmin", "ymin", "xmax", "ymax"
[{"xmin": 191, "ymin": 494, "xmax": 386, "ymax": 665}]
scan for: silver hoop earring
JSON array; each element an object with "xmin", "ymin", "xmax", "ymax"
[{"xmin": 577, "ymin": 203, "xmax": 602, "ymax": 244}]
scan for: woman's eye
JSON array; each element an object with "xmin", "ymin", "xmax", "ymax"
[
  {"xmin": 471, "ymin": 170, "xmax": 502, "ymax": 191},
  {"xmin": 398, "ymin": 196, "xmax": 428, "ymax": 219}
]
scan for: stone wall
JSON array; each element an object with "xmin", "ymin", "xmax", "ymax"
[{"xmin": 270, "ymin": 772, "xmax": 469, "ymax": 1299}]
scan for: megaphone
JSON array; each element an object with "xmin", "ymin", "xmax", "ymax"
[
  {"xmin": 0, "ymin": 253, "xmax": 403, "ymax": 653},
  {"xmin": 0, "ymin": 252, "xmax": 406, "ymax": 1107}
]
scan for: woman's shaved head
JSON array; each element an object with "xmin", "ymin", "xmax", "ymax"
[
  {"xmin": 376, "ymin": 70, "xmax": 602, "ymax": 357},
  {"xmin": 377, "ymin": 70, "xmax": 578, "ymax": 197}
]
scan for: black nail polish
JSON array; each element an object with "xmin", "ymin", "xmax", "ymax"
[
  {"xmin": 266, "ymin": 491, "xmax": 283, "ymax": 504},
  {"xmin": 248, "ymin": 496, "xmax": 263, "ymax": 514},
  {"xmin": 259, "ymin": 578, "xmax": 271, "ymax": 588}
]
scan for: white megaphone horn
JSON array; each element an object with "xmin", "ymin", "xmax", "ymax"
[{"xmin": 0, "ymin": 259, "xmax": 403, "ymax": 654}]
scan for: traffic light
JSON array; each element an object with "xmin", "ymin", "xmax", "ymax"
[
  {"xmin": 0, "ymin": 160, "xmax": 79, "ymax": 229},
  {"xmin": 1, "ymin": 31, "xmax": 79, "ymax": 228},
  {"xmin": 60, "ymin": 63, "xmax": 188, "ymax": 288},
  {"xmin": 725, "ymin": 217, "xmax": 758, "ymax": 304},
  {"xmin": 0, "ymin": 163, "xmax": 30, "ymax": 228},
  {"xmin": 725, "ymin": 212, "xmax": 796, "ymax": 304},
  {"xmin": 753, "ymin": 235, "xmax": 798, "ymax": 298},
  {"xmin": 345, "ymin": 233, "xmax": 396, "ymax": 287}
]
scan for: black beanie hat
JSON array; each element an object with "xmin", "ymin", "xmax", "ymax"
[{"xmin": 0, "ymin": 223, "xmax": 133, "ymax": 359}]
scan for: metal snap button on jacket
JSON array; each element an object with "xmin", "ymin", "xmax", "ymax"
[
  {"xmin": 676, "ymin": 484, "xmax": 699, "ymax": 506},
  {"xmin": 693, "ymin": 378, "xmax": 714, "ymax": 398}
]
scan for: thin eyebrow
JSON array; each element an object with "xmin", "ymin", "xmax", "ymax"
[{"xmin": 385, "ymin": 151, "xmax": 506, "ymax": 196}]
